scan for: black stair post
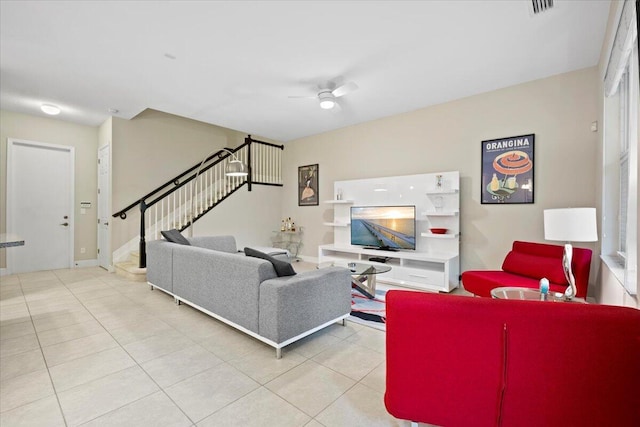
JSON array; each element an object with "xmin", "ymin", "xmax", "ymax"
[
  {"xmin": 139, "ymin": 200, "xmax": 147, "ymax": 268},
  {"xmin": 246, "ymin": 135, "xmax": 252, "ymax": 192}
]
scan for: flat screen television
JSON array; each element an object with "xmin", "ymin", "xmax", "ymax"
[{"xmin": 350, "ymin": 205, "xmax": 416, "ymax": 251}]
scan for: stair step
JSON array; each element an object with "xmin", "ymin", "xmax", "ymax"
[
  {"xmin": 114, "ymin": 261, "xmax": 147, "ymax": 282},
  {"xmin": 130, "ymin": 251, "xmax": 139, "ymax": 264}
]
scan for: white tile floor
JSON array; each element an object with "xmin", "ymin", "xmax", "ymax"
[{"xmin": 0, "ymin": 264, "xmax": 425, "ymax": 427}]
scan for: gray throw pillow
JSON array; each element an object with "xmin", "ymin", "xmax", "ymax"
[
  {"xmin": 161, "ymin": 229, "xmax": 191, "ymax": 245},
  {"xmin": 244, "ymin": 247, "xmax": 296, "ymax": 277}
]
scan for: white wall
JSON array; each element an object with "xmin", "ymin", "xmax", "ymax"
[{"xmin": 282, "ymin": 67, "xmax": 600, "ymax": 291}]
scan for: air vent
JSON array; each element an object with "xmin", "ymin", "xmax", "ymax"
[{"xmin": 530, "ymin": 0, "xmax": 554, "ymax": 15}]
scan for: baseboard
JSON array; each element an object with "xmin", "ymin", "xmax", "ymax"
[
  {"xmin": 296, "ymin": 255, "xmax": 317, "ymax": 264},
  {"xmin": 74, "ymin": 259, "xmax": 98, "ymax": 268},
  {"xmin": 1, "ymin": 261, "xmax": 101, "ymax": 274}
]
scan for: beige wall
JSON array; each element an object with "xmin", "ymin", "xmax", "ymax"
[
  {"xmin": 108, "ymin": 109, "xmax": 283, "ymax": 257},
  {"xmin": 193, "ymin": 184, "xmax": 283, "ymax": 250},
  {"xmin": 283, "ymin": 67, "xmax": 600, "ymax": 288},
  {"xmin": 0, "ymin": 110, "xmax": 98, "ymax": 268},
  {"xmin": 110, "ymin": 109, "xmax": 248, "ymax": 251}
]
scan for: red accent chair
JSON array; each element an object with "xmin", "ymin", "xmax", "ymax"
[
  {"xmin": 462, "ymin": 241, "xmax": 592, "ymax": 298},
  {"xmin": 384, "ymin": 290, "xmax": 640, "ymax": 427}
]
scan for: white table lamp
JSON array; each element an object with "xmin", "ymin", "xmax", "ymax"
[{"xmin": 543, "ymin": 208, "xmax": 598, "ymax": 300}]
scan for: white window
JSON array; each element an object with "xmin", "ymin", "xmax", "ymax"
[{"xmin": 603, "ymin": 1, "xmax": 638, "ymax": 296}]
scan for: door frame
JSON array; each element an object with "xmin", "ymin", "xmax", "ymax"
[
  {"xmin": 6, "ymin": 138, "xmax": 75, "ymax": 274},
  {"xmin": 97, "ymin": 144, "xmax": 112, "ymax": 271}
]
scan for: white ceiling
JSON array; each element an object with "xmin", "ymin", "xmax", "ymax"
[{"xmin": 0, "ymin": 1, "xmax": 611, "ymax": 142}]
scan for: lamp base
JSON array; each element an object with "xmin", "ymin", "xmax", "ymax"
[{"xmin": 562, "ymin": 243, "xmax": 577, "ymax": 300}]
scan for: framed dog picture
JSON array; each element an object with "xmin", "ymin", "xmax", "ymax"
[{"xmin": 298, "ymin": 164, "xmax": 318, "ymax": 206}]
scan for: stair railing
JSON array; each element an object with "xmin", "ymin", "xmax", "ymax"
[{"xmin": 113, "ymin": 135, "xmax": 283, "ymax": 267}]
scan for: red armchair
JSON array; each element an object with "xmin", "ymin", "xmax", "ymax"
[
  {"xmin": 384, "ymin": 290, "xmax": 640, "ymax": 427},
  {"xmin": 462, "ymin": 240, "xmax": 592, "ymax": 298}
]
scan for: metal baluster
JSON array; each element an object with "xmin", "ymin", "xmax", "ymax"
[
  {"xmin": 208, "ymin": 167, "xmax": 212, "ymax": 208},
  {"xmin": 259, "ymin": 145, "xmax": 262, "ymax": 182},
  {"xmin": 224, "ymin": 163, "xmax": 228, "ymax": 197},
  {"xmin": 278, "ymin": 148, "xmax": 282, "ymax": 184},
  {"xmin": 177, "ymin": 188, "xmax": 181, "ymax": 228},
  {"xmin": 269, "ymin": 146, "xmax": 273, "ymax": 183},
  {"xmin": 178, "ymin": 187, "xmax": 186, "ymax": 228}
]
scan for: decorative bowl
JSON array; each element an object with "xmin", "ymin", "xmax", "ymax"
[{"xmin": 430, "ymin": 228, "xmax": 448, "ymax": 234}]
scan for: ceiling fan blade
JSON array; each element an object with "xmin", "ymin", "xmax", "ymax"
[
  {"xmin": 288, "ymin": 95, "xmax": 317, "ymax": 99},
  {"xmin": 331, "ymin": 81, "xmax": 358, "ymax": 98}
]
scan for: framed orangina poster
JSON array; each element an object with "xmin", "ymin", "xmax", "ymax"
[{"xmin": 481, "ymin": 134, "xmax": 534, "ymax": 204}]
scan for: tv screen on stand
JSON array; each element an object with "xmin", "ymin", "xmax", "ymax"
[{"xmin": 350, "ymin": 205, "xmax": 416, "ymax": 250}]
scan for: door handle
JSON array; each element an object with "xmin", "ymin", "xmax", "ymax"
[
  {"xmin": 60, "ymin": 222, "xmax": 69, "ymax": 226},
  {"xmin": 104, "ymin": 222, "xmax": 109, "ymax": 226}
]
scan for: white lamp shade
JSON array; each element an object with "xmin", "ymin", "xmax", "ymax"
[{"xmin": 544, "ymin": 208, "xmax": 598, "ymax": 242}]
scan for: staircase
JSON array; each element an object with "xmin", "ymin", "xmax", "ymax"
[
  {"xmin": 112, "ymin": 136, "xmax": 284, "ymax": 281},
  {"xmin": 114, "ymin": 252, "xmax": 146, "ymax": 282}
]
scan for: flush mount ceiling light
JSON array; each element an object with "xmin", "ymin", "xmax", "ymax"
[{"xmin": 41, "ymin": 104, "xmax": 61, "ymax": 115}]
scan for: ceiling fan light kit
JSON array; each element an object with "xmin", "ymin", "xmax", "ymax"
[
  {"xmin": 290, "ymin": 81, "xmax": 358, "ymax": 110},
  {"xmin": 318, "ymin": 91, "xmax": 336, "ymax": 109}
]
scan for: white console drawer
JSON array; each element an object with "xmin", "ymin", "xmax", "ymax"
[{"xmin": 394, "ymin": 267, "xmax": 444, "ymax": 286}]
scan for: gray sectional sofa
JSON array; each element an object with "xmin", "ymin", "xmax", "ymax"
[{"xmin": 146, "ymin": 235, "xmax": 351, "ymax": 358}]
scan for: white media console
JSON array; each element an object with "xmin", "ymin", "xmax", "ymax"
[
  {"xmin": 320, "ymin": 171, "xmax": 460, "ymax": 293},
  {"xmin": 318, "ymin": 244, "xmax": 459, "ymax": 292}
]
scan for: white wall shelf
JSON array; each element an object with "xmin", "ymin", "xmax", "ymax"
[
  {"xmin": 421, "ymin": 232, "xmax": 460, "ymax": 239},
  {"xmin": 323, "ymin": 222, "xmax": 350, "ymax": 227},
  {"xmin": 324, "ymin": 200, "xmax": 354, "ymax": 204},
  {"xmin": 422, "ymin": 210, "xmax": 459, "ymax": 216},
  {"xmin": 426, "ymin": 189, "xmax": 459, "ymax": 195}
]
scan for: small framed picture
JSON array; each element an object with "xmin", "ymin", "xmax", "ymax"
[
  {"xmin": 481, "ymin": 134, "xmax": 535, "ymax": 204},
  {"xmin": 298, "ymin": 164, "xmax": 318, "ymax": 206}
]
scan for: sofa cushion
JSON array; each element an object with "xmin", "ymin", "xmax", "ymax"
[
  {"xmin": 244, "ymin": 247, "xmax": 296, "ymax": 277},
  {"xmin": 161, "ymin": 229, "xmax": 190, "ymax": 245},
  {"xmin": 501, "ymin": 251, "xmax": 566, "ymax": 284}
]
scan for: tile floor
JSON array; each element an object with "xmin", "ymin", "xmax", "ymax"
[{"xmin": 0, "ymin": 263, "xmax": 434, "ymax": 427}]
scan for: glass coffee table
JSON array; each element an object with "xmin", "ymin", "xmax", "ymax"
[
  {"xmin": 491, "ymin": 286, "xmax": 586, "ymax": 303},
  {"xmin": 318, "ymin": 262, "xmax": 391, "ymax": 299}
]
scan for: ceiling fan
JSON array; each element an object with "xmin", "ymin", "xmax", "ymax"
[{"xmin": 289, "ymin": 81, "xmax": 359, "ymax": 110}]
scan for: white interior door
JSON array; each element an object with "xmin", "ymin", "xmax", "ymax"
[
  {"xmin": 7, "ymin": 139, "xmax": 75, "ymax": 274},
  {"xmin": 97, "ymin": 145, "xmax": 111, "ymax": 270}
]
